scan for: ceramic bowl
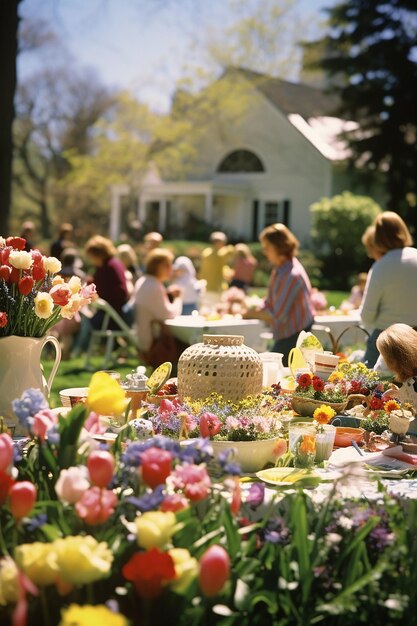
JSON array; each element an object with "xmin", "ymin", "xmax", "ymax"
[
  {"xmin": 59, "ymin": 387, "xmax": 88, "ymax": 408},
  {"xmin": 334, "ymin": 426, "xmax": 364, "ymax": 448}
]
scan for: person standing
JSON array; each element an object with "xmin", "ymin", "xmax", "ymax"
[
  {"xmin": 229, "ymin": 243, "xmax": 257, "ymax": 292},
  {"xmin": 243, "ymin": 223, "xmax": 314, "ymax": 365},
  {"xmin": 360, "ymin": 211, "xmax": 417, "ymax": 367},
  {"xmin": 198, "ymin": 232, "xmax": 234, "ymax": 308}
]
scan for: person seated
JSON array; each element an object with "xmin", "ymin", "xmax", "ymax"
[
  {"xmin": 134, "ymin": 248, "xmax": 182, "ymax": 357},
  {"xmin": 341, "ymin": 272, "xmax": 368, "ymax": 310},
  {"xmin": 310, "ymin": 287, "xmax": 328, "ymax": 314},
  {"xmin": 172, "ymin": 256, "xmax": 204, "ymax": 315},
  {"xmin": 229, "ymin": 243, "xmax": 257, "ymax": 292}
]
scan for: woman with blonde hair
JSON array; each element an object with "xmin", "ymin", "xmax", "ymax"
[
  {"xmin": 360, "ymin": 212, "xmax": 417, "ymax": 367},
  {"xmin": 243, "ymin": 223, "xmax": 314, "ymax": 364}
]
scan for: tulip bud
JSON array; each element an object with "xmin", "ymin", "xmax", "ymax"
[
  {"xmin": 0, "ymin": 433, "xmax": 13, "ymax": 472},
  {"xmin": 87, "ymin": 450, "xmax": 115, "ymax": 487},
  {"xmin": 9, "ymin": 481, "xmax": 37, "ymax": 521},
  {"xmin": 140, "ymin": 447, "xmax": 172, "ymax": 489},
  {"xmin": 198, "ymin": 545, "xmax": 230, "ymax": 597}
]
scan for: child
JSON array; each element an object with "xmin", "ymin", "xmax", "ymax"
[
  {"xmin": 376, "ymin": 324, "xmax": 417, "ymax": 433},
  {"xmin": 172, "ymin": 256, "xmax": 204, "ymax": 315}
]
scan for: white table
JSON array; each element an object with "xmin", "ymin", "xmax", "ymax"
[
  {"xmin": 312, "ymin": 311, "xmax": 369, "ymax": 352},
  {"xmin": 165, "ymin": 315, "xmax": 269, "ymax": 352}
]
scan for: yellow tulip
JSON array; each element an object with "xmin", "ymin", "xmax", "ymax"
[
  {"xmin": 168, "ymin": 548, "xmax": 198, "ymax": 593},
  {"xmin": 135, "ymin": 511, "xmax": 177, "ymax": 549},
  {"xmin": 87, "ymin": 372, "xmax": 127, "ymax": 416},
  {"xmin": 59, "ymin": 604, "xmax": 128, "ymax": 626},
  {"xmin": 14, "ymin": 542, "xmax": 58, "ymax": 586},
  {"xmin": 54, "ymin": 536, "xmax": 113, "ymax": 585},
  {"xmin": 0, "ymin": 557, "xmax": 19, "ymax": 605}
]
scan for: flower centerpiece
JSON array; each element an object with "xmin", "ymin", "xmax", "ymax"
[
  {"xmin": 0, "ymin": 374, "xmax": 417, "ymax": 626},
  {"xmin": 291, "ymin": 372, "xmax": 350, "ymax": 416},
  {"xmin": 0, "ymin": 235, "xmax": 97, "ymax": 338}
]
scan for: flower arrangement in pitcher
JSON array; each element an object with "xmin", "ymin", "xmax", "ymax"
[{"xmin": 0, "ymin": 236, "xmax": 97, "ymax": 337}]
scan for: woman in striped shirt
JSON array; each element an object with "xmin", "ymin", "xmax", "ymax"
[{"xmin": 244, "ymin": 223, "xmax": 314, "ymax": 365}]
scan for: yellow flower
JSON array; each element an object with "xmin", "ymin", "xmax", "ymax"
[
  {"xmin": 59, "ymin": 604, "xmax": 128, "ymax": 626},
  {"xmin": 68, "ymin": 275, "xmax": 82, "ymax": 294},
  {"xmin": 328, "ymin": 371, "xmax": 344, "ymax": 383},
  {"xmin": 135, "ymin": 511, "xmax": 177, "ymax": 549},
  {"xmin": 313, "ymin": 405, "xmax": 336, "ymax": 425},
  {"xmin": 34, "ymin": 292, "xmax": 54, "ymax": 319},
  {"xmin": 14, "ymin": 542, "xmax": 58, "ymax": 586},
  {"xmin": 54, "ymin": 536, "xmax": 113, "ymax": 585},
  {"xmin": 87, "ymin": 372, "xmax": 127, "ymax": 416},
  {"xmin": 9, "ymin": 250, "xmax": 33, "ymax": 270},
  {"xmin": 168, "ymin": 548, "xmax": 198, "ymax": 593},
  {"xmin": 52, "ymin": 275, "xmax": 65, "ymax": 285},
  {"xmin": 43, "ymin": 256, "xmax": 62, "ymax": 274},
  {"xmin": 384, "ymin": 399, "xmax": 401, "ymax": 413},
  {"xmin": 0, "ymin": 557, "xmax": 19, "ymax": 606}
]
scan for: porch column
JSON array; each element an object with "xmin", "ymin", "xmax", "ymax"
[
  {"xmin": 109, "ymin": 184, "xmax": 129, "ymax": 241},
  {"xmin": 204, "ymin": 191, "xmax": 213, "ymax": 223},
  {"xmin": 158, "ymin": 197, "xmax": 167, "ymax": 232},
  {"xmin": 138, "ymin": 194, "xmax": 147, "ymax": 225}
]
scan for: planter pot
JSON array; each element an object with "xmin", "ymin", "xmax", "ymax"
[
  {"xmin": 291, "ymin": 395, "xmax": 348, "ymax": 417},
  {"xmin": 209, "ymin": 437, "xmax": 282, "ymax": 473},
  {"xmin": 0, "ymin": 335, "xmax": 61, "ymax": 436}
]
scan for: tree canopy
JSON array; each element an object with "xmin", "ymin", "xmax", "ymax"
[{"xmin": 304, "ymin": 0, "xmax": 417, "ymax": 229}]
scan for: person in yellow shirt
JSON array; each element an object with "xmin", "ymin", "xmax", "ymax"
[{"xmin": 198, "ymin": 232, "xmax": 234, "ymax": 308}]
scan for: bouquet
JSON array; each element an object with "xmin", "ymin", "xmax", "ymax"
[
  {"xmin": 0, "ymin": 236, "xmax": 97, "ymax": 337},
  {"xmin": 293, "ymin": 372, "xmax": 348, "ymax": 404}
]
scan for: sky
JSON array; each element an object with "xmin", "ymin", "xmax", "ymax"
[{"xmin": 18, "ymin": 0, "xmax": 335, "ymax": 112}]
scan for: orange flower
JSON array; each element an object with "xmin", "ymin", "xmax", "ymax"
[
  {"xmin": 313, "ymin": 405, "xmax": 336, "ymax": 425},
  {"xmin": 272, "ymin": 438, "xmax": 288, "ymax": 457},
  {"xmin": 384, "ymin": 399, "xmax": 400, "ymax": 413},
  {"xmin": 299, "ymin": 435, "xmax": 316, "ymax": 455}
]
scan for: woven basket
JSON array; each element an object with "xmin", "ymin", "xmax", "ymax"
[
  {"xmin": 291, "ymin": 395, "xmax": 348, "ymax": 417},
  {"xmin": 177, "ymin": 334, "xmax": 263, "ymax": 402}
]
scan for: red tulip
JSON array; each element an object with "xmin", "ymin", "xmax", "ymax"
[
  {"xmin": 141, "ymin": 447, "xmax": 172, "ymax": 489},
  {"xmin": 0, "ymin": 312, "xmax": 8, "ymax": 329},
  {"xmin": 32, "ymin": 264, "xmax": 46, "ymax": 281},
  {"xmin": 0, "ymin": 248, "xmax": 11, "ymax": 264},
  {"xmin": 49, "ymin": 284, "xmax": 72, "ymax": 306},
  {"xmin": 6, "ymin": 237, "xmax": 26, "ymax": 250},
  {"xmin": 0, "ymin": 265, "xmax": 11, "ymax": 281},
  {"xmin": 31, "ymin": 249, "xmax": 43, "ymax": 265},
  {"xmin": 18, "ymin": 276, "xmax": 34, "ymax": 296},
  {"xmin": 9, "ymin": 482, "xmax": 37, "ymax": 521},
  {"xmin": 199, "ymin": 412, "xmax": 222, "ymax": 438},
  {"xmin": 122, "ymin": 548, "xmax": 176, "ymax": 599},
  {"xmin": 87, "ymin": 450, "xmax": 115, "ymax": 487},
  {"xmin": 0, "ymin": 433, "xmax": 14, "ymax": 471},
  {"xmin": 198, "ymin": 545, "xmax": 230, "ymax": 597},
  {"xmin": 9, "ymin": 267, "xmax": 20, "ymax": 283},
  {"xmin": 0, "ymin": 470, "xmax": 15, "ymax": 505}
]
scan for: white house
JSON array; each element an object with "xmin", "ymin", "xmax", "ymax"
[{"xmin": 110, "ymin": 67, "xmax": 357, "ymax": 243}]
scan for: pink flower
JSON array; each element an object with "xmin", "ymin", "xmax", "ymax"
[
  {"xmin": 141, "ymin": 447, "xmax": 173, "ymax": 489},
  {"xmin": 79, "ymin": 283, "xmax": 98, "ymax": 305},
  {"xmin": 49, "ymin": 283, "xmax": 72, "ymax": 306},
  {"xmin": 158, "ymin": 398, "xmax": 175, "ymax": 416},
  {"xmin": 55, "ymin": 466, "xmax": 90, "ymax": 504},
  {"xmin": 171, "ymin": 463, "xmax": 211, "ymax": 501},
  {"xmin": 199, "ymin": 412, "xmax": 222, "ymax": 438},
  {"xmin": 87, "ymin": 451, "xmax": 115, "ymax": 488},
  {"xmin": 0, "ymin": 311, "xmax": 8, "ymax": 328},
  {"xmin": 160, "ymin": 493, "xmax": 189, "ymax": 512},
  {"xmin": 185, "ymin": 414, "xmax": 198, "ymax": 433},
  {"xmin": 0, "ymin": 433, "xmax": 14, "ymax": 472},
  {"xmin": 75, "ymin": 486, "xmax": 117, "ymax": 525},
  {"xmin": 31, "ymin": 409, "xmax": 57, "ymax": 442},
  {"xmin": 9, "ymin": 482, "xmax": 37, "ymax": 521},
  {"xmin": 198, "ymin": 545, "xmax": 230, "ymax": 597},
  {"xmin": 83, "ymin": 412, "xmax": 107, "ymax": 434},
  {"xmin": 272, "ymin": 438, "xmax": 288, "ymax": 458}
]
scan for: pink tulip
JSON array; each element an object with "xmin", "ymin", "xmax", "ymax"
[
  {"xmin": 160, "ymin": 493, "xmax": 189, "ymax": 513},
  {"xmin": 9, "ymin": 482, "xmax": 37, "ymax": 521},
  {"xmin": 31, "ymin": 409, "xmax": 57, "ymax": 442},
  {"xmin": 55, "ymin": 466, "xmax": 90, "ymax": 504},
  {"xmin": 158, "ymin": 398, "xmax": 175, "ymax": 415},
  {"xmin": 141, "ymin": 447, "xmax": 172, "ymax": 489},
  {"xmin": 87, "ymin": 450, "xmax": 115, "ymax": 487},
  {"xmin": 199, "ymin": 412, "xmax": 222, "ymax": 438},
  {"xmin": 0, "ymin": 433, "xmax": 13, "ymax": 472},
  {"xmin": 75, "ymin": 486, "xmax": 117, "ymax": 525},
  {"xmin": 198, "ymin": 545, "xmax": 230, "ymax": 597},
  {"xmin": 171, "ymin": 463, "xmax": 210, "ymax": 502}
]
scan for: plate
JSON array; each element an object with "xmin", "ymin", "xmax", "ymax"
[
  {"xmin": 255, "ymin": 467, "xmax": 321, "ymax": 486},
  {"xmin": 91, "ymin": 432, "xmax": 118, "ymax": 443},
  {"xmin": 146, "ymin": 362, "xmax": 172, "ymax": 394}
]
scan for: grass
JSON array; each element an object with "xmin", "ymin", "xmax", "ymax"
[{"xmin": 42, "ymin": 290, "xmax": 350, "ymax": 406}]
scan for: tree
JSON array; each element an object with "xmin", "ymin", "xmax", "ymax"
[
  {"xmin": 303, "ymin": 0, "xmax": 417, "ymax": 229},
  {"xmin": 310, "ymin": 191, "xmax": 382, "ymax": 289},
  {"xmin": 0, "ymin": 0, "xmax": 20, "ymax": 235}
]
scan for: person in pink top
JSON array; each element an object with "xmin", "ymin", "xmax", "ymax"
[
  {"xmin": 244, "ymin": 223, "xmax": 314, "ymax": 365},
  {"xmin": 229, "ymin": 243, "xmax": 257, "ymax": 292}
]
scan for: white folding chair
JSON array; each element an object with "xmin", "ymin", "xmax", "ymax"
[{"xmin": 84, "ymin": 298, "xmax": 140, "ymax": 369}]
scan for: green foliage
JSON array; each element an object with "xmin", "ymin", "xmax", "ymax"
[
  {"xmin": 310, "ymin": 191, "xmax": 382, "ymax": 288},
  {"xmin": 303, "ymin": 0, "xmax": 417, "ymax": 226}
]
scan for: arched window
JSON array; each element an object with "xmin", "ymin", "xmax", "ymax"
[{"xmin": 217, "ymin": 149, "xmax": 265, "ymax": 173}]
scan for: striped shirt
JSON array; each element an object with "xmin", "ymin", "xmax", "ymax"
[{"xmin": 264, "ymin": 257, "xmax": 314, "ymax": 340}]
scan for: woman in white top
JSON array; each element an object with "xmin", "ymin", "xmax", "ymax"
[
  {"xmin": 134, "ymin": 248, "xmax": 182, "ymax": 353},
  {"xmin": 360, "ymin": 212, "xmax": 417, "ymax": 367}
]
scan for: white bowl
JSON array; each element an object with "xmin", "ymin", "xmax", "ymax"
[{"xmin": 59, "ymin": 387, "xmax": 88, "ymax": 408}]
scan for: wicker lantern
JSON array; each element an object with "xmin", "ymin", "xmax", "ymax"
[{"xmin": 178, "ymin": 334, "xmax": 263, "ymax": 402}]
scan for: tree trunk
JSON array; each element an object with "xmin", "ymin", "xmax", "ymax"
[{"xmin": 0, "ymin": 0, "xmax": 20, "ymax": 235}]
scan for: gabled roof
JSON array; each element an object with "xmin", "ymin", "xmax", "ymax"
[{"xmin": 227, "ymin": 67, "xmax": 340, "ymax": 118}]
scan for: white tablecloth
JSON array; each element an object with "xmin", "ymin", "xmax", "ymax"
[
  {"xmin": 312, "ymin": 311, "xmax": 368, "ymax": 351},
  {"xmin": 165, "ymin": 315, "xmax": 269, "ymax": 352}
]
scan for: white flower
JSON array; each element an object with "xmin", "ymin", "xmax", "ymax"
[
  {"xmin": 9, "ymin": 250, "xmax": 33, "ymax": 270},
  {"xmin": 338, "ymin": 515, "xmax": 354, "ymax": 530},
  {"xmin": 67, "ymin": 275, "xmax": 82, "ymax": 294},
  {"xmin": 55, "ymin": 466, "xmax": 90, "ymax": 504},
  {"xmin": 43, "ymin": 256, "xmax": 62, "ymax": 274},
  {"xmin": 34, "ymin": 292, "xmax": 54, "ymax": 319}
]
